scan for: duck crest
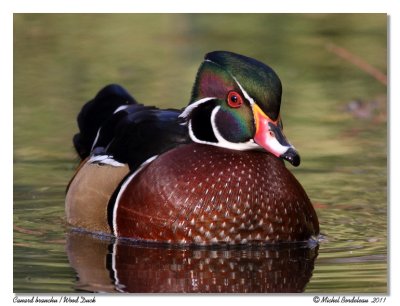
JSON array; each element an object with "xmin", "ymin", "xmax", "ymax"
[
  {"xmin": 203, "ymin": 51, "xmax": 282, "ymax": 120},
  {"xmin": 65, "ymin": 51, "xmax": 319, "ymax": 245}
]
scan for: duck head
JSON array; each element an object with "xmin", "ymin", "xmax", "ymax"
[{"xmin": 180, "ymin": 51, "xmax": 300, "ymax": 167}]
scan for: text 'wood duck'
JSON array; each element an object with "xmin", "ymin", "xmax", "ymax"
[{"xmin": 66, "ymin": 51, "xmax": 319, "ymax": 245}]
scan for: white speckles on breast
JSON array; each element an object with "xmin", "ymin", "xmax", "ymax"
[
  {"xmin": 194, "ymin": 235, "xmax": 203, "ymax": 243},
  {"xmin": 145, "ymin": 144, "xmax": 315, "ymax": 245},
  {"xmin": 210, "ymin": 237, "xmax": 218, "ymax": 243},
  {"xmin": 268, "ymin": 224, "xmax": 274, "ymax": 233}
]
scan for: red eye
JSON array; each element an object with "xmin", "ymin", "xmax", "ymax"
[{"xmin": 227, "ymin": 91, "xmax": 243, "ymax": 108}]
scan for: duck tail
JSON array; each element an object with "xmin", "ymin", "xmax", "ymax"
[{"xmin": 73, "ymin": 84, "xmax": 137, "ymax": 160}]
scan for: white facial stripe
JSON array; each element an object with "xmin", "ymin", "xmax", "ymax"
[
  {"xmin": 232, "ymin": 76, "xmax": 255, "ymax": 106},
  {"xmin": 112, "ymin": 155, "xmax": 158, "ymax": 236},
  {"xmin": 232, "ymin": 77, "xmax": 265, "ymax": 144},
  {"xmin": 179, "ymin": 97, "xmax": 215, "ymax": 119},
  {"xmin": 211, "ymin": 106, "xmax": 259, "ymax": 150},
  {"xmin": 189, "ymin": 106, "xmax": 259, "ymax": 151},
  {"xmin": 203, "ymin": 58, "xmax": 255, "ymax": 106}
]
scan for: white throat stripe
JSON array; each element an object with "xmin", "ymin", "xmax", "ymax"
[{"xmin": 112, "ymin": 155, "xmax": 158, "ymax": 236}]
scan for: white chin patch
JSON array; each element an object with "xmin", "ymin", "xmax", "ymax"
[
  {"xmin": 179, "ymin": 97, "xmax": 215, "ymax": 119},
  {"xmin": 189, "ymin": 106, "xmax": 259, "ymax": 151}
]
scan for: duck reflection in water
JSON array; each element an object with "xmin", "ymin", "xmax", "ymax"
[{"xmin": 66, "ymin": 231, "xmax": 318, "ymax": 293}]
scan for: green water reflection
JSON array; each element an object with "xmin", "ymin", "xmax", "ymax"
[{"xmin": 14, "ymin": 13, "xmax": 387, "ymax": 293}]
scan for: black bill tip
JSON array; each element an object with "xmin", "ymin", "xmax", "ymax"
[{"xmin": 281, "ymin": 147, "xmax": 301, "ymax": 167}]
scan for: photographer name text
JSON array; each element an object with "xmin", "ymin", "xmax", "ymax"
[{"xmin": 313, "ymin": 296, "xmax": 386, "ymax": 304}]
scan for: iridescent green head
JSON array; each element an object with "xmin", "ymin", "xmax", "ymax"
[{"xmin": 180, "ymin": 51, "xmax": 300, "ymax": 166}]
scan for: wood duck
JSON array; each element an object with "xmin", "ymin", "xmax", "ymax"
[{"xmin": 66, "ymin": 51, "xmax": 319, "ymax": 245}]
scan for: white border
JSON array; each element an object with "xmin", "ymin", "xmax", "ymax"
[{"xmin": 6, "ymin": 1, "xmax": 399, "ymax": 305}]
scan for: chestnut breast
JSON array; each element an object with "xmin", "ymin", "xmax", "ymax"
[{"xmin": 113, "ymin": 143, "xmax": 319, "ymax": 244}]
